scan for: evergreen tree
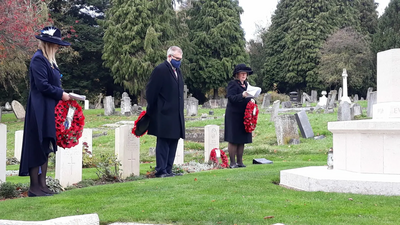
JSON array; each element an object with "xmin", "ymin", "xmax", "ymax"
[
  {"xmin": 102, "ymin": 0, "xmax": 176, "ymax": 96},
  {"xmin": 185, "ymin": 0, "xmax": 247, "ymax": 99},
  {"xmin": 373, "ymin": 0, "xmax": 400, "ymax": 53}
]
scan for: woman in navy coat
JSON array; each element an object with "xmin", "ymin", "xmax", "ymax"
[
  {"xmin": 19, "ymin": 27, "xmax": 71, "ymax": 197},
  {"xmin": 224, "ymin": 64, "xmax": 254, "ymax": 168}
]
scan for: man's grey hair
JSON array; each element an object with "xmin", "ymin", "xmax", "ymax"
[{"xmin": 167, "ymin": 46, "xmax": 183, "ymax": 58}]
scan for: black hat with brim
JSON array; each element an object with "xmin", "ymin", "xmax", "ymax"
[
  {"xmin": 133, "ymin": 113, "xmax": 150, "ymax": 137},
  {"xmin": 35, "ymin": 26, "xmax": 70, "ymax": 46},
  {"xmin": 232, "ymin": 64, "xmax": 253, "ymax": 77}
]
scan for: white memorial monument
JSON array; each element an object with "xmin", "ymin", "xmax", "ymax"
[
  {"xmin": 115, "ymin": 125, "xmax": 140, "ymax": 178},
  {"xmin": 204, "ymin": 125, "xmax": 219, "ymax": 162},
  {"xmin": 340, "ymin": 69, "xmax": 351, "ymax": 103}
]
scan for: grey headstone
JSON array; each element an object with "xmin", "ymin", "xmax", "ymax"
[
  {"xmin": 183, "ymin": 85, "xmax": 189, "ymax": 100},
  {"xmin": 338, "ymin": 87, "xmax": 343, "ymax": 101},
  {"xmin": 103, "ymin": 96, "xmax": 115, "ymax": 116},
  {"xmin": 187, "ymin": 97, "xmax": 199, "ymax": 116},
  {"xmin": 366, "ymin": 87, "xmax": 373, "ymax": 101},
  {"xmin": 11, "ymin": 100, "xmax": 25, "ymax": 120},
  {"xmin": 282, "ymin": 101, "xmax": 292, "ymax": 108},
  {"xmin": 311, "ymin": 90, "xmax": 318, "ymax": 103},
  {"xmin": 5, "ymin": 102, "xmax": 11, "ymax": 110},
  {"xmin": 270, "ymin": 100, "xmax": 280, "ymax": 122},
  {"xmin": 367, "ymin": 91, "xmax": 377, "ymax": 117},
  {"xmin": 274, "ymin": 114, "xmax": 300, "ymax": 145},
  {"xmin": 294, "ymin": 111, "xmax": 314, "ymax": 138},
  {"xmin": 95, "ymin": 93, "xmax": 103, "ymax": 109},
  {"xmin": 353, "ymin": 94, "xmax": 359, "ymax": 102},
  {"xmin": 120, "ymin": 92, "xmax": 132, "ymax": 116},
  {"xmin": 338, "ymin": 101, "xmax": 351, "ymax": 121},
  {"xmin": 262, "ymin": 93, "xmax": 271, "ymax": 109},
  {"xmin": 218, "ymin": 98, "xmax": 228, "ymax": 108},
  {"xmin": 302, "ymin": 93, "xmax": 311, "ymax": 106}
]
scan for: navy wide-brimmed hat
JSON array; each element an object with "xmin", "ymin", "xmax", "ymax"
[
  {"xmin": 35, "ymin": 26, "xmax": 70, "ymax": 46},
  {"xmin": 232, "ymin": 64, "xmax": 253, "ymax": 77}
]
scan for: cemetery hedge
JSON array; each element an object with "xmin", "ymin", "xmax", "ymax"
[{"xmin": 1, "ymin": 103, "xmax": 400, "ymax": 224}]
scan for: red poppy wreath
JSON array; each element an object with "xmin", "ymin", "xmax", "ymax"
[
  {"xmin": 209, "ymin": 148, "xmax": 229, "ymax": 168},
  {"xmin": 131, "ymin": 111, "xmax": 148, "ymax": 138},
  {"xmin": 244, "ymin": 100, "xmax": 259, "ymax": 133},
  {"xmin": 55, "ymin": 100, "xmax": 85, "ymax": 148}
]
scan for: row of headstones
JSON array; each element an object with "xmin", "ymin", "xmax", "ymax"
[{"xmin": 1, "ymin": 124, "xmax": 221, "ymax": 187}]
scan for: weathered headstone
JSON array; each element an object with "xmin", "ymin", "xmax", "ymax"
[
  {"xmin": 282, "ymin": 101, "xmax": 292, "ymax": 108},
  {"xmin": 351, "ymin": 103, "xmax": 362, "ymax": 117},
  {"xmin": 5, "ymin": 102, "xmax": 11, "ymax": 110},
  {"xmin": 302, "ymin": 93, "xmax": 312, "ymax": 107},
  {"xmin": 294, "ymin": 111, "xmax": 314, "ymax": 138},
  {"xmin": 95, "ymin": 93, "xmax": 103, "ymax": 109},
  {"xmin": 274, "ymin": 115, "xmax": 300, "ymax": 145},
  {"xmin": 325, "ymin": 90, "xmax": 337, "ymax": 113},
  {"xmin": 55, "ymin": 141, "xmax": 83, "ymax": 187},
  {"xmin": 84, "ymin": 100, "xmax": 89, "ymax": 110},
  {"xmin": 103, "ymin": 96, "xmax": 115, "ymax": 116},
  {"xmin": 80, "ymin": 129, "xmax": 93, "ymax": 154},
  {"xmin": 338, "ymin": 101, "xmax": 351, "ymax": 121},
  {"xmin": 261, "ymin": 93, "xmax": 271, "ymax": 109},
  {"xmin": 183, "ymin": 85, "xmax": 189, "ymax": 100},
  {"xmin": 187, "ymin": 97, "xmax": 199, "ymax": 116},
  {"xmin": 338, "ymin": 87, "xmax": 343, "ymax": 101},
  {"xmin": 317, "ymin": 91, "xmax": 328, "ymax": 108},
  {"xmin": 353, "ymin": 94, "xmax": 359, "ymax": 102},
  {"xmin": 174, "ymin": 138, "xmax": 184, "ymax": 165},
  {"xmin": 131, "ymin": 104, "xmax": 143, "ymax": 116},
  {"xmin": 204, "ymin": 125, "xmax": 219, "ymax": 162},
  {"xmin": 120, "ymin": 92, "xmax": 132, "ymax": 116},
  {"xmin": 311, "ymin": 90, "xmax": 318, "ymax": 103},
  {"xmin": 202, "ymin": 100, "xmax": 219, "ymax": 109},
  {"xmin": 115, "ymin": 125, "xmax": 140, "ymax": 178},
  {"xmin": 366, "ymin": 87, "xmax": 373, "ymax": 101},
  {"xmin": 218, "ymin": 98, "xmax": 228, "ymax": 108},
  {"xmin": 367, "ymin": 91, "xmax": 377, "ymax": 117},
  {"xmin": 11, "ymin": 100, "xmax": 25, "ymax": 120},
  {"xmin": 14, "ymin": 130, "xmax": 23, "ymax": 161},
  {"xmin": 270, "ymin": 100, "xmax": 280, "ymax": 122},
  {"xmin": 0, "ymin": 124, "xmax": 6, "ymax": 182}
]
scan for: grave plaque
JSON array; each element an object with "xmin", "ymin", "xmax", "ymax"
[
  {"xmin": 11, "ymin": 100, "xmax": 25, "ymax": 120},
  {"xmin": 294, "ymin": 111, "xmax": 314, "ymax": 138},
  {"xmin": 204, "ymin": 125, "xmax": 219, "ymax": 162},
  {"xmin": 115, "ymin": 125, "xmax": 140, "ymax": 178},
  {"xmin": 0, "ymin": 124, "xmax": 6, "ymax": 182}
]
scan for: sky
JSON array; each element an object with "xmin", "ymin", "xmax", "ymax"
[{"xmin": 239, "ymin": 0, "xmax": 391, "ymax": 41}]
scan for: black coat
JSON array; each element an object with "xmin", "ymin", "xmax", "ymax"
[
  {"xmin": 19, "ymin": 50, "xmax": 64, "ymax": 176},
  {"xmin": 224, "ymin": 80, "xmax": 252, "ymax": 144},
  {"xmin": 146, "ymin": 61, "xmax": 185, "ymax": 139}
]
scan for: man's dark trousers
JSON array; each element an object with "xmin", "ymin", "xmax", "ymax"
[{"xmin": 155, "ymin": 137, "xmax": 178, "ymax": 175}]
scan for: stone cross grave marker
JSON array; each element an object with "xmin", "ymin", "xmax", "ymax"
[
  {"xmin": 174, "ymin": 138, "xmax": 184, "ymax": 165},
  {"xmin": 55, "ymin": 139, "xmax": 83, "ymax": 187},
  {"xmin": 270, "ymin": 100, "xmax": 280, "ymax": 122},
  {"xmin": 11, "ymin": 100, "xmax": 25, "ymax": 120},
  {"xmin": 367, "ymin": 91, "xmax": 377, "ymax": 117},
  {"xmin": 274, "ymin": 114, "xmax": 300, "ymax": 145},
  {"xmin": 104, "ymin": 96, "xmax": 115, "ymax": 116},
  {"xmin": 0, "ymin": 124, "xmax": 6, "ymax": 182},
  {"xmin": 183, "ymin": 85, "xmax": 188, "ymax": 99},
  {"xmin": 187, "ymin": 97, "xmax": 199, "ymax": 116},
  {"xmin": 120, "ymin": 92, "xmax": 132, "ymax": 116},
  {"xmin": 294, "ymin": 111, "xmax": 314, "ymax": 138},
  {"xmin": 204, "ymin": 125, "xmax": 219, "ymax": 162},
  {"xmin": 338, "ymin": 101, "xmax": 351, "ymax": 121},
  {"xmin": 115, "ymin": 125, "xmax": 140, "ymax": 178},
  {"xmin": 261, "ymin": 93, "xmax": 271, "ymax": 109},
  {"xmin": 84, "ymin": 100, "xmax": 89, "ymax": 110},
  {"xmin": 14, "ymin": 130, "xmax": 23, "ymax": 161}
]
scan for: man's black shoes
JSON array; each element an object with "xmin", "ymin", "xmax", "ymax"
[{"xmin": 155, "ymin": 173, "xmax": 174, "ymax": 178}]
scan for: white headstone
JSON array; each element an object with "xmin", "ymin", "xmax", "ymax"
[
  {"xmin": 11, "ymin": 100, "xmax": 25, "ymax": 120},
  {"xmin": 340, "ymin": 69, "xmax": 351, "ymax": 103},
  {"xmin": 270, "ymin": 100, "xmax": 280, "ymax": 122},
  {"xmin": 14, "ymin": 130, "xmax": 23, "ymax": 161},
  {"xmin": 187, "ymin": 97, "xmax": 199, "ymax": 116},
  {"xmin": 0, "ymin": 124, "xmax": 6, "ymax": 182},
  {"xmin": 84, "ymin": 100, "xmax": 89, "ymax": 110},
  {"xmin": 103, "ymin": 96, "xmax": 115, "ymax": 116},
  {"xmin": 204, "ymin": 125, "xmax": 219, "ymax": 162},
  {"xmin": 80, "ymin": 129, "xmax": 93, "ymax": 154},
  {"xmin": 174, "ymin": 138, "xmax": 184, "ymax": 165},
  {"xmin": 115, "ymin": 125, "xmax": 140, "ymax": 178},
  {"xmin": 120, "ymin": 92, "xmax": 132, "ymax": 116},
  {"xmin": 55, "ymin": 142, "xmax": 83, "ymax": 187}
]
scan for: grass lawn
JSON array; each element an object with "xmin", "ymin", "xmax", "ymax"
[{"xmin": 2, "ymin": 101, "xmax": 400, "ymax": 225}]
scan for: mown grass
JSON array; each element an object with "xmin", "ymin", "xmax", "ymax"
[{"xmin": 2, "ymin": 101, "xmax": 398, "ymax": 225}]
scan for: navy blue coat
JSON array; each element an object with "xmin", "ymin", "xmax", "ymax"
[
  {"xmin": 146, "ymin": 61, "xmax": 185, "ymax": 139},
  {"xmin": 19, "ymin": 50, "xmax": 64, "ymax": 176},
  {"xmin": 224, "ymin": 80, "xmax": 252, "ymax": 144}
]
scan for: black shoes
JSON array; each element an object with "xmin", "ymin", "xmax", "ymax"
[
  {"xmin": 229, "ymin": 164, "xmax": 238, "ymax": 168},
  {"xmin": 28, "ymin": 191, "xmax": 53, "ymax": 197},
  {"xmin": 237, "ymin": 164, "xmax": 246, "ymax": 168},
  {"xmin": 155, "ymin": 173, "xmax": 174, "ymax": 178}
]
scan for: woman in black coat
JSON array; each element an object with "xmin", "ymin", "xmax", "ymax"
[
  {"xmin": 19, "ymin": 27, "xmax": 71, "ymax": 197},
  {"xmin": 224, "ymin": 64, "xmax": 254, "ymax": 168}
]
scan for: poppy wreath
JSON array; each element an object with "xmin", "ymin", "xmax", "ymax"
[
  {"xmin": 131, "ymin": 111, "xmax": 148, "ymax": 138},
  {"xmin": 209, "ymin": 148, "xmax": 229, "ymax": 168},
  {"xmin": 55, "ymin": 100, "xmax": 85, "ymax": 148},
  {"xmin": 243, "ymin": 100, "xmax": 259, "ymax": 133}
]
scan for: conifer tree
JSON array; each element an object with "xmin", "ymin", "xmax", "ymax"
[{"xmin": 373, "ymin": 0, "xmax": 400, "ymax": 53}]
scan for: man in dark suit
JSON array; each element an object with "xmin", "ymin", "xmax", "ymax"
[{"xmin": 146, "ymin": 46, "xmax": 185, "ymax": 178}]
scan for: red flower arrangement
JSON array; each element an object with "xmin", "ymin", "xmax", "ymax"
[
  {"xmin": 131, "ymin": 111, "xmax": 148, "ymax": 138},
  {"xmin": 244, "ymin": 101, "xmax": 259, "ymax": 133},
  {"xmin": 55, "ymin": 100, "xmax": 85, "ymax": 148},
  {"xmin": 209, "ymin": 148, "xmax": 229, "ymax": 168}
]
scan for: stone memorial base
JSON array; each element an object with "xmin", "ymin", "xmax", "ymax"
[{"xmin": 280, "ymin": 166, "xmax": 400, "ymax": 196}]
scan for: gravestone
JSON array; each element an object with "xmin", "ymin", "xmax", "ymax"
[
  {"xmin": 84, "ymin": 100, "xmax": 89, "ymax": 110},
  {"xmin": 0, "ymin": 124, "xmax": 6, "ymax": 182},
  {"xmin": 351, "ymin": 103, "xmax": 362, "ymax": 117},
  {"xmin": 14, "ymin": 130, "xmax": 23, "ymax": 161},
  {"xmin": 311, "ymin": 90, "xmax": 318, "ymax": 103},
  {"xmin": 325, "ymin": 90, "xmax": 337, "ymax": 113},
  {"xmin": 131, "ymin": 104, "xmax": 143, "ymax": 116},
  {"xmin": 338, "ymin": 101, "xmax": 351, "ymax": 121},
  {"xmin": 315, "ymin": 91, "xmax": 328, "ymax": 111},
  {"xmin": 183, "ymin": 85, "xmax": 189, "ymax": 99},
  {"xmin": 270, "ymin": 100, "xmax": 280, "ymax": 122},
  {"xmin": 367, "ymin": 91, "xmax": 377, "ymax": 117},
  {"xmin": 202, "ymin": 100, "xmax": 219, "ymax": 109},
  {"xmin": 274, "ymin": 115, "xmax": 300, "ymax": 145},
  {"xmin": 354, "ymin": 94, "xmax": 359, "ymax": 103},
  {"xmin": 55, "ymin": 140, "xmax": 83, "ymax": 187},
  {"xmin": 95, "ymin": 93, "xmax": 103, "ymax": 109},
  {"xmin": 281, "ymin": 101, "xmax": 292, "ymax": 108},
  {"xmin": 5, "ymin": 102, "xmax": 11, "ymax": 110},
  {"xmin": 103, "ymin": 96, "xmax": 115, "ymax": 116},
  {"xmin": 338, "ymin": 87, "xmax": 342, "ymax": 101},
  {"xmin": 366, "ymin": 87, "xmax": 373, "ymax": 101},
  {"xmin": 11, "ymin": 100, "xmax": 25, "ymax": 120},
  {"xmin": 80, "ymin": 129, "xmax": 93, "ymax": 154},
  {"xmin": 261, "ymin": 93, "xmax": 271, "ymax": 109},
  {"xmin": 0, "ymin": 107, "xmax": 2, "ymax": 122},
  {"xmin": 218, "ymin": 98, "xmax": 228, "ymax": 108},
  {"xmin": 294, "ymin": 111, "xmax": 314, "ymax": 138},
  {"xmin": 115, "ymin": 125, "xmax": 140, "ymax": 178},
  {"xmin": 204, "ymin": 125, "xmax": 219, "ymax": 162},
  {"xmin": 174, "ymin": 138, "xmax": 184, "ymax": 165},
  {"xmin": 341, "ymin": 69, "xmax": 351, "ymax": 103},
  {"xmin": 302, "ymin": 93, "xmax": 312, "ymax": 107},
  {"xmin": 187, "ymin": 97, "xmax": 199, "ymax": 116},
  {"xmin": 120, "ymin": 92, "xmax": 132, "ymax": 116}
]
